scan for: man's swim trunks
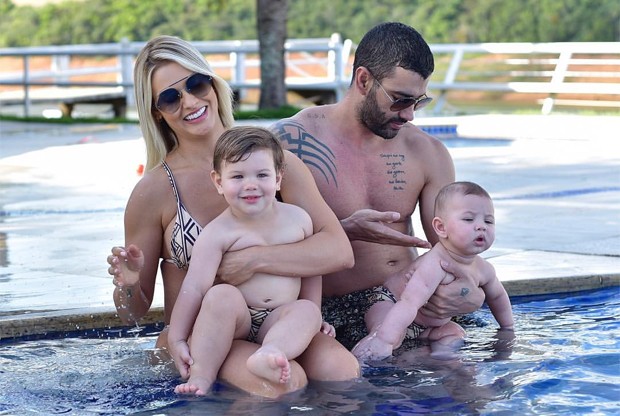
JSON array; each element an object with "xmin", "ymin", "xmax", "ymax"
[
  {"xmin": 247, "ymin": 306, "xmax": 274, "ymax": 342},
  {"xmin": 321, "ymin": 286, "xmax": 425, "ymax": 350}
]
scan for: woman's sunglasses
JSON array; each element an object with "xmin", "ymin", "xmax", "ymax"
[{"xmin": 155, "ymin": 73, "xmax": 214, "ymax": 113}]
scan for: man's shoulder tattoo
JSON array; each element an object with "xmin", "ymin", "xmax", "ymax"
[{"xmin": 275, "ymin": 120, "xmax": 338, "ymax": 186}]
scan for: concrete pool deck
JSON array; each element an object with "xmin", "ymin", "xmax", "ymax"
[{"xmin": 1, "ymin": 114, "xmax": 619, "ymax": 339}]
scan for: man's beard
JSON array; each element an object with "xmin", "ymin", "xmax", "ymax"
[{"xmin": 357, "ymin": 89, "xmax": 405, "ymax": 140}]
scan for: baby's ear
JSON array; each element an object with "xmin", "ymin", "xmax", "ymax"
[
  {"xmin": 432, "ymin": 216, "xmax": 447, "ymax": 238},
  {"xmin": 275, "ymin": 170, "xmax": 283, "ymax": 191},
  {"xmin": 210, "ymin": 170, "xmax": 224, "ymax": 195}
]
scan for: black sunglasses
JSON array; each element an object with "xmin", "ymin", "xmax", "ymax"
[
  {"xmin": 369, "ymin": 70, "xmax": 433, "ymax": 112},
  {"xmin": 155, "ymin": 73, "xmax": 214, "ymax": 113}
]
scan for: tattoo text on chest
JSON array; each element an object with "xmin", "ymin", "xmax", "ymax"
[
  {"xmin": 460, "ymin": 288, "xmax": 470, "ymax": 297},
  {"xmin": 381, "ymin": 153, "xmax": 406, "ymax": 190}
]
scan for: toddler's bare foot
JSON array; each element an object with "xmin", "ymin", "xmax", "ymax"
[
  {"xmin": 174, "ymin": 376, "xmax": 214, "ymax": 396},
  {"xmin": 246, "ymin": 345, "xmax": 291, "ymax": 384}
]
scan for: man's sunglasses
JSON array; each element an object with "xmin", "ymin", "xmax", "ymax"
[
  {"xmin": 370, "ymin": 71, "xmax": 433, "ymax": 112},
  {"xmin": 155, "ymin": 73, "xmax": 214, "ymax": 113}
]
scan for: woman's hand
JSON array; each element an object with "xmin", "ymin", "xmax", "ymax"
[
  {"xmin": 341, "ymin": 209, "xmax": 432, "ymax": 248},
  {"xmin": 107, "ymin": 244, "xmax": 144, "ymax": 287}
]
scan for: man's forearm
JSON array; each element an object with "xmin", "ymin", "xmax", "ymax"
[{"xmin": 254, "ymin": 230, "xmax": 354, "ymax": 277}]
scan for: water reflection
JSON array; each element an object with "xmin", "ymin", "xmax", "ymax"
[{"xmin": 0, "ymin": 285, "xmax": 618, "ymax": 415}]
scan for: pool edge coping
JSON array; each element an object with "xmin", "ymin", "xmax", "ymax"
[{"xmin": 1, "ymin": 273, "xmax": 618, "ymax": 341}]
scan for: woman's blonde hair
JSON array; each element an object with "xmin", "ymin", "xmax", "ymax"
[{"xmin": 134, "ymin": 35, "xmax": 235, "ymax": 170}]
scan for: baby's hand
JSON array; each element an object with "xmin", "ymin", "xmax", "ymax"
[
  {"xmin": 351, "ymin": 332, "xmax": 393, "ymax": 361},
  {"xmin": 169, "ymin": 340, "xmax": 193, "ymax": 379},
  {"xmin": 320, "ymin": 321, "xmax": 336, "ymax": 337}
]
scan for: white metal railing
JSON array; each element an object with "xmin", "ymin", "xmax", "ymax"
[
  {"xmin": 428, "ymin": 42, "xmax": 620, "ymax": 114},
  {"xmin": 0, "ymin": 34, "xmax": 353, "ymax": 117},
  {"xmin": 0, "ymin": 39, "xmax": 618, "ymax": 117}
]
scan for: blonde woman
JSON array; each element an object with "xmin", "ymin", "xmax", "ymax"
[{"xmin": 107, "ymin": 35, "xmax": 359, "ymax": 397}]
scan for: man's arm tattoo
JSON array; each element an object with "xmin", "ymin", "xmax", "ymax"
[{"xmin": 274, "ymin": 120, "xmax": 338, "ymax": 186}]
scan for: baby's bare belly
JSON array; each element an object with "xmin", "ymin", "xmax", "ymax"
[
  {"xmin": 322, "ymin": 242, "xmax": 418, "ymax": 296},
  {"xmin": 237, "ymin": 274, "xmax": 301, "ymax": 308}
]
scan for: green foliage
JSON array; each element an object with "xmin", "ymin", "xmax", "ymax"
[
  {"xmin": 0, "ymin": 0, "xmax": 14, "ymax": 14},
  {"xmin": 0, "ymin": 105, "xmax": 302, "ymax": 124},
  {"xmin": 234, "ymin": 105, "xmax": 300, "ymax": 120},
  {"xmin": 0, "ymin": 0, "xmax": 617, "ymax": 47}
]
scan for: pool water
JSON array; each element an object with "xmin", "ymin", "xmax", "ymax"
[{"xmin": 1, "ymin": 287, "xmax": 618, "ymax": 415}]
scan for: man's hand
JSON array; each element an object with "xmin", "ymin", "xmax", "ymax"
[
  {"xmin": 418, "ymin": 260, "xmax": 485, "ymax": 319},
  {"xmin": 215, "ymin": 247, "xmax": 259, "ymax": 286},
  {"xmin": 341, "ymin": 209, "xmax": 432, "ymax": 248}
]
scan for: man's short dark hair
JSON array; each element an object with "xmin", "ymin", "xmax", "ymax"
[{"xmin": 352, "ymin": 21, "xmax": 434, "ymax": 83}]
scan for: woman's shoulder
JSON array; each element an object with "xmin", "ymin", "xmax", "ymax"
[{"xmin": 129, "ymin": 164, "xmax": 172, "ymax": 202}]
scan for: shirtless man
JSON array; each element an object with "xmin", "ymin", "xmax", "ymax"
[{"xmin": 273, "ymin": 22, "xmax": 485, "ymax": 350}]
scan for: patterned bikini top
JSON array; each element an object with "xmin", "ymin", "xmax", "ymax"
[{"xmin": 162, "ymin": 161, "xmax": 203, "ymax": 270}]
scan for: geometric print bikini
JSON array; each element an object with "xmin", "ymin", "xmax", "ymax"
[{"xmin": 162, "ymin": 161, "xmax": 202, "ymax": 270}]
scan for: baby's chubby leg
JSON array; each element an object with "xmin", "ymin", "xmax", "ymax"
[
  {"xmin": 425, "ymin": 321, "xmax": 466, "ymax": 360},
  {"xmin": 176, "ymin": 284, "xmax": 251, "ymax": 395},
  {"xmin": 247, "ymin": 299, "xmax": 322, "ymax": 384}
]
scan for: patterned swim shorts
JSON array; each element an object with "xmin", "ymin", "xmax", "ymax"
[{"xmin": 321, "ymin": 286, "xmax": 425, "ymax": 351}]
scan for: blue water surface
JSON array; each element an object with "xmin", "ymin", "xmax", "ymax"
[{"xmin": 0, "ymin": 287, "xmax": 618, "ymax": 415}]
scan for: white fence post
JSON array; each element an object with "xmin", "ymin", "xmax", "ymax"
[
  {"xmin": 328, "ymin": 32, "xmax": 347, "ymax": 101},
  {"xmin": 23, "ymin": 55, "xmax": 31, "ymax": 117},
  {"xmin": 231, "ymin": 48, "xmax": 247, "ymax": 101},
  {"xmin": 542, "ymin": 50, "xmax": 572, "ymax": 114},
  {"xmin": 433, "ymin": 48, "xmax": 464, "ymax": 115},
  {"xmin": 119, "ymin": 38, "xmax": 134, "ymax": 107},
  {"xmin": 51, "ymin": 54, "xmax": 70, "ymax": 84}
]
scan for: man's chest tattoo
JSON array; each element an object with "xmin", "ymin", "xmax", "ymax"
[
  {"xmin": 275, "ymin": 120, "xmax": 338, "ymax": 186},
  {"xmin": 381, "ymin": 153, "xmax": 406, "ymax": 191}
]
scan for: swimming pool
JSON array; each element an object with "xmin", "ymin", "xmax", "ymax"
[{"xmin": 1, "ymin": 287, "xmax": 617, "ymax": 415}]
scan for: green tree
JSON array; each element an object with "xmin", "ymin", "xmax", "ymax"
[{"xmin": 2, "ymin": 0, "xmax": 618, "ymax": 47}]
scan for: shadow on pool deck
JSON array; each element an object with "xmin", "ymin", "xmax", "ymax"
[{"xmin": 1, "ymin": 114, "xmax": 619, "ymax": 340}]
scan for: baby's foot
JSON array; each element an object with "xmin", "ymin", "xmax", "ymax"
[
  {"xmin": 174, "ymin": 376, "xmax": 214, "ymax": 396},
  {"xmin": 246, "ymin": 345, "xmax": 291, "ymax": 384}
]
